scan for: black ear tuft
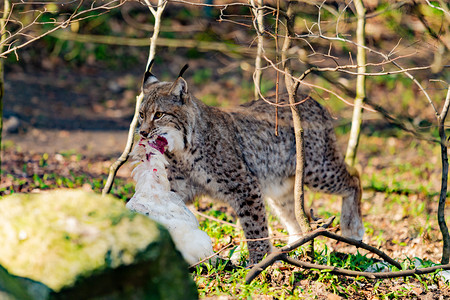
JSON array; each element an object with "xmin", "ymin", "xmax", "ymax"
[
  {"xmin": 168, "ymin": 64, "xmax": 189, "ymax": 103},
  {"xmin": 142, "ymin": 59, "xmax": 158, "ymax": 88},
  {"xmin": 178, "ymin": 64, "xmax": 189, "ymax": 78},
  {"xmin": 146, "ymin": 59, "xmax": 155, "ymax": 71}
]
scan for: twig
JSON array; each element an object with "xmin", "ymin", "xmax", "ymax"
[
  {"xmin": 295, "ymin": 32, "xmax": 438, "ymax": 116},
  {"xmin": 189, "ymin": 242, "xmax": 235, "ymax": 268},
  {"xmin": 425, "ymin": 0, "xmax": 450, "ymax": 20},
  {"xmin": 309, "ymin": 209, "xmax": 335, "ymax": 230},
  {"xmin": 315, "ymin": 71, "xmax": 436, "ymax": 143},
  {"xmin": 245, "ymin": 228, "xmax": 403, "ymax": 283},
  {"xmin": 263, "ymin": 55, "xmax": 377, "ymax": 112},
  {"xmin": 296, "ymin": 64, "xmax": 431, "ymax": 81},
  {"xmin": 274, "ymin": 0, "xmax": 280, "ymax": 136},
  {"xmin": 0, "ymin": 0, "xmax": 126, "ymax": 59},
  {"xmin": 103, "ymin": 0, "xmax": 166, "ymax": 196},
  {"xmin": 49, "ymin": 31, "xmax": 257, "ymax": 56},
  {"xmin": 193, "ymin": 210, "xmax": 239, "ymax": 228},
  {"xmin": 282, "ymin": 256, "xmax": 450, "ymax": 280},
  {"xmin": 0, "ymin": 0, "xmax": 10, "ymax": 172},
  {"xmin": 102, "ymin": 93, "xmax": 142, "ymax": 196},
  {"xmin": 437, "ymin": 85, "xmax": 450, "ymax": 264},
  {"xmin": 412, "ymin": 5, "xmax": 449, "ymax": 51}
]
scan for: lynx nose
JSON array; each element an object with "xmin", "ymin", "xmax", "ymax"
[{"xmin": 140, "ymin": 130, "xmax": 149, "ymax": 138}]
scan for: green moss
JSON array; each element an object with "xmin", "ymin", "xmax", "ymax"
[{"xmin": 0, "ymin": 190, "xmax": 197, "ymax": 299}]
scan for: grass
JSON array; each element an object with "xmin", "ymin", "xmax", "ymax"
[
  {"xmin": 1, "ymin": 162, "xmax": 134, "ymax": 201},
  {"xmin": 2, "ymin": 132, "xmax": 450, "ymax": 299}
]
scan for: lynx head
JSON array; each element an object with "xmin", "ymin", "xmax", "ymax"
[{"xmin": 138, "ymin": 61, "xmax": 195, "ymax": 153}]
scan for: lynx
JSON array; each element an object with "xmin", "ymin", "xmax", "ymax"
[{"xmin": 137, "ymin": 63, "xmax": 364, "ymax": 264}]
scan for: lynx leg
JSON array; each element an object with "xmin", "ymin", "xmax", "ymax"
[
  {"xmin": 266, "ymin": 196, "xmax": 302, "ymax": 244},
  {"xmin": 265, "ymin": 178, "xmax": 302, "ymax": 244},
  {"xmin": 305, "ymin": 163, "xmax": 364, "ymax": 241},
  {"xmin": 339, "ymin": 168, "xmax": 364, "ymax": 240},
  {"xmin": 229, "ymin": 188, "xmax": 271, "ymax": 264}
]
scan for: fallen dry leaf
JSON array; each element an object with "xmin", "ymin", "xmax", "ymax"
[
  {"xmin": 327, "ymin": 293, "xmax": 342, "ymax": 300},
  {"xmin": 412, "ymin": 287, "xmax": 423, "ymax": 295}
]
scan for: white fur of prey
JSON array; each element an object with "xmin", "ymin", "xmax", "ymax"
[{"xmin": 126, "ymin": 138, "xmax": 215, "ymax": 265}]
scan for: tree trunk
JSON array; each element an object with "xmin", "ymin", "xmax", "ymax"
[
  {"xmin": 0, "ymin": 0, "xmax": 11, "ymax": 172},
  {"xmin": 345, "ymin": 0, "xmax": 366, "ymax": 167},
  {"xmin": 251, "ymin": 0, "xmax": 264, "ymax": 100},
  {"xmin": 282, "ymin": 1, "xmax": 313, "ymax": 260}
]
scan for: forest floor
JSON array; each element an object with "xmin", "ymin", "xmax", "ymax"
[{"xmin": 2, "ymin": 59, "xmax": 450, "ymax": 299}]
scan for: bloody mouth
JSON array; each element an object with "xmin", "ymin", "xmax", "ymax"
[{"xmin": 149, "ymin": 135, "xmax": 168, "ymax": 154}]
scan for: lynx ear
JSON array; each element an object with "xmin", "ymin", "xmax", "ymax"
[
  {"xmin": 142, "ymin": 59, "xmax": 158, "ymax": 90},
  {"xmin": 169, "ymin": 77, "xmax": 187, "ymax": 95},
  {"xmin": 168, "ymin": 64, "xmax": 189, "ymax": 103}
]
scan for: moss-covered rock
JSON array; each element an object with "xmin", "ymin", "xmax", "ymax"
[{"xmin": 0, "ymin": 189, "xmax": 198, "ymax": 300}]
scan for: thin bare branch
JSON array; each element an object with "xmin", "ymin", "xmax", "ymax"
[
  {"xmin": 0, "ymin": 0, "xmax": 126, "ymax": 59},
  {"xmin": 143, "ymin": 0, "xmax": 157, "ymax": 15},
  {"xmin": 335, "ymin": 0, "xmax": 352, "ymax": 38},
  {"xmin": 0, "ymin": 0, "xmax": 10, "ymax": 171},
  {"xmin": 263, "ymin": 55, "xmax": 377, "ymax": 112},
  {"xmin": 103, "ymin": 0, "xmax": 167, "ymax": 196},
  {"xmin": 345, "ymin": 0, "xmax": 366, "ymax": 166},
  {"xmin": 438, "ymin": 85, "xmax": 450, "ymax": 264},
  {"xmin": 282, "ymin": 256, "xmax": 450, "ymax": 280},
  {"xmin": 274, "ymin": 0, "xmax": 280, "ymax": 135},
  {"xmin": 440, "ymin": 86, "xmax": 450, "ymax": 122},
  {"xmin": 296, "ymin": 32, "xmax": 438, "ymax": 115},
  {"xmin": 426, "ymin": 0, "xmax": 450, "ymax": 19},
  {"xmin": 282, "ymin": 0, "xmax": 313, "ymax": 262},
  {"xmin": 194, "ymin": 210, "xmax": 239, "ymax": 229},
  {"xmin": 189, "ymin": 242, "xmax": 235, "ymax": 268},
  {"xmin": 245, "ymin": 228, "xmax": 403, "ymax": 283},
  {"xmin": 49, "ymin": 30, "xmax": 255, "ymax": 57}
]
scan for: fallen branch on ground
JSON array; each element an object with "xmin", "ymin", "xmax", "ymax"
[
  {"xmin": 245, "ymin": 227, "xmax": 450, "ymax": 283},
  {"xmin": 282, "ymin": 256, "xmax": 450, "ymax": 280},
  {"xmin": 245, "ymin": 227, "xmax": 404, "ymax": 283}
]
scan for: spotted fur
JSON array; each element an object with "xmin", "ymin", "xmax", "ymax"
[{"xmin": 138, "ymin": 71, "xmax": 364, "ymax": 264}]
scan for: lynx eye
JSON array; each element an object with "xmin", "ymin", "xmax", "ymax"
[
  {"xmin": 139, "ymin": 112, "xmax": 144, "ymax": 119},
  {"xmin": 153, "ymin": 112, "xmax": 164, "ymax": 120}
]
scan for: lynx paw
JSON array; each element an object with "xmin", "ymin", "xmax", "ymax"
[{"xmin": 341, "ymin": 219, "xmax": 364, "ymax": 241}]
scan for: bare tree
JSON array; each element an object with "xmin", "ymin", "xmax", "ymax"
[
  {"xmin": 281, "ymin": 0, "xmax": 312, "ymax": 260},
  {"xmin": 344, "ymin": 0, "xmax": 366, "ymax": 167},
  {"xmin": 437, "ymin": 85, "xmax": 450, "ymax": 264},
  {"xmin": 251, "ymin": 0, "xmax": 264, "ymax": 100},
  {"xmin": 103, "ymin": 0, "xmax": 167, "ymax": 196},
  {"xmin": 0, "ymin": 0, "xmax": 10, "ymax": 171}
]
